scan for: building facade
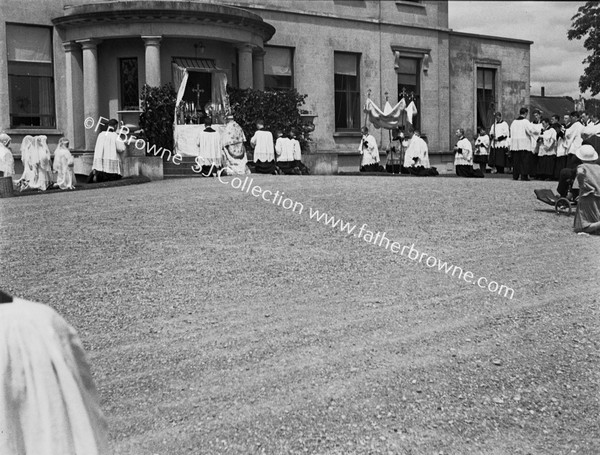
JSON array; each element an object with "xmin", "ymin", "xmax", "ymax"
[{"xmin": 0, "ymin": 0, "xmax": 532, "ymax": 172}]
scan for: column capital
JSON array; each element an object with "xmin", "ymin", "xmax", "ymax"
[
  {"xmin": 236, "ymin": 43, "xmax": 254, "ymax": 53},
  {"xmin": 76, "ymin": 38, "xmax": 102, "ymax": 50},
  {"xmin": 62, "ymin": 41, "xmax": 81, "ymax": 53},
  {"xmin": 142, "ymin": 36, "xmax": 162, "ymax": 47},
  {"xmin": 253, "ymin": 48, "xmax": 266, "ymax": 58}
]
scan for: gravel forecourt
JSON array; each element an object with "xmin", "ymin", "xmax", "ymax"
[{"xmin": 1, "ymin": 175, "xmax": 599, "ymax": 454}]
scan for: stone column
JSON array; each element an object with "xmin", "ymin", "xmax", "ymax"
[
  {"xmin": 142, "ymin": 36, "xmax": 162, "ymax": 87},
  {"xmin": 237, "ymin": 44, "xmax": 254, "ymax": 89},
  {"xmin": 253, "ymin": 48, "xmax": 265, "ymax": 91},
  {"xmin": 77, "ymin": 38, "xmax": 101, "ymax": 150},
  {"xmin": 63, "ymin": 41, "xmax": 84, "ymax": 149}
]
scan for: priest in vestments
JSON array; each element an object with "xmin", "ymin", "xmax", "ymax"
[
  {"xmin": 221, "ymin": 115, "xmax": 249, "ymax": 175},
  {"xmin": 250, "ymin": 119, "xmax": 277, "ymax": 174},
  {"xmin": 196, "ymin": 118, "xmax": 223, "ymax": 176}
]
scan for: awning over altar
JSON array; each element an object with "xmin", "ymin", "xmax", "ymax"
[
  {"xmin": 172, "ymin": 60, "xmax": 229, "ymax": 123},
  {"xmin": 363, "ymin": 98, "xmax": 406, "ymax": 130}
]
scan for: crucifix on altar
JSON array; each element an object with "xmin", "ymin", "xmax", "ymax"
[{"xmin": 191, "ymin": 84, "xmax": 204, "ymax": 116}]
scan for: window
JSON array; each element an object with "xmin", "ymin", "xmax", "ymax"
[
  {"xmin": 7, "ymin": 24, "xmax": 55, "ymax": 128},
  {"xmin": 264, "ymin": 46, "xmax": 293, "ymax": 90},
  {"xmin": 334, "ymin": 52, "xmax": 360, "ymax": 131},
  {"xmin": 396, "ymin": 56, "xmax": 420, "ymax": 130},
  {"xmin": 477, "ymin": 67, "xmax": 496, "ymax": 130},
  {"xmin": 120, "ymin": 58, "xmax": 139, "ymax": 110}
]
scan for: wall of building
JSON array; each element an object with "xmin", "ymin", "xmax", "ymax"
[{"xmin": 449, "ymin": 33, "xmax": 530, "ymax": 146}]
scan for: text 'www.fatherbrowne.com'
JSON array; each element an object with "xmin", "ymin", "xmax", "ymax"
[{"xmin": 216, "ymin": 174, "xmax": 515, "ymax": 300}]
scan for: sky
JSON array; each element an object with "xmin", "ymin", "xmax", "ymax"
[{"xmin": 448, "ymin": 1, "xmax": 595, "ymax": 99}]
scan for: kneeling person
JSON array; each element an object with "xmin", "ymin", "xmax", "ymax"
[
  {"xmin": 454, "ymin": 128, "xmax": 483, "ymax": 178},
  {"xmin": 275, "ymin": 130, "xmax": 299, "ymax": 175},
  {"xmin": 251, "ymin": 119, "xmax": 277, "ymax": 174}
]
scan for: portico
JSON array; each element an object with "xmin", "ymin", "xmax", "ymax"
[{"xmin": 52, "ymin": 1, "xmax": 275, "ymax": 150}]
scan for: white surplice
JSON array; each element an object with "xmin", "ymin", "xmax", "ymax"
[
  {"xmin": 197, "ymin": 128, "xmax": 223, "ymax": 167},
  {"xmin": 92, "ymin": 131, "xmax": 125, "ymax": 174},
  {"xmin": 250, "ymin": 129, "xmax": 275, "ymax": 162},
  {"xmin": 403, "ymin": 135, "xmax": 429, "ymax": 168}
]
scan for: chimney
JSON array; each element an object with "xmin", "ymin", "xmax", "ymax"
[{"xmin": 541, "ymin": 86, "xmax": 545, "ymax": 97}]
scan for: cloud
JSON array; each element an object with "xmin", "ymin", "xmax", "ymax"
[{"xmin": 448, "ymin": 1, "xmax": 596, "ymax": 98}]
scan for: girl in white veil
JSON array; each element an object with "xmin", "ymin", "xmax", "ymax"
[
  {"xmin": 0, "ymin": 133, "xmax": 15, "ymax": 178},
  {"xmin": 17, "ymin": 135, "xmax": 35, "ymax": 191},
  {"xmin": 53, "ymin": 137, "xmax": 76, "ymax": 190},
  {"xmin": 29, "ymin": 135, "xmax": 53, "ymax": 191}
]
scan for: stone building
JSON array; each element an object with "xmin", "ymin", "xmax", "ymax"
[{"xmin": 0, "ymin": 0, "xmax": 532, "ymax": 174}]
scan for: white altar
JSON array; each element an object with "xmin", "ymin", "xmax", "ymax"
[{"xmin": 173, "ymin": 124, "xmax": 227, "ymax": 157}]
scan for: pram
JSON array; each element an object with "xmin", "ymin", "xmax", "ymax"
[{"xmin": 534, "ymin": 187, "xmax": 579, "ymax": 216}]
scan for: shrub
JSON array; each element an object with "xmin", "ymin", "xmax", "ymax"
[
  {"xmin": 139, "ymin": 83, "xmax": 177, "ymax": 153},
  {"xmin": 227, "ymin": 87, "xmax": 312, "ymax": 152}
]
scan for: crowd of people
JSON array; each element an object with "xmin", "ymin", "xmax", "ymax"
[{"xmin": 0, "ymin": 133, "xmax": 75, "ymax": 192}]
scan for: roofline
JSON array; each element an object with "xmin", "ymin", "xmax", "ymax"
[{"xmin": 449, "ymin": 30, "xmax": 533, "ymax": 46}]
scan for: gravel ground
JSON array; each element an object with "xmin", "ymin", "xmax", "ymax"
[{"xmin": 1, "ymin": 174, "xmax": 599, "ymax": 455}]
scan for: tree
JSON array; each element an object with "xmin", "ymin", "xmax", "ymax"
[{"xmin": 568, "ymin": 1, "xmax": 600, "ymax": 96}]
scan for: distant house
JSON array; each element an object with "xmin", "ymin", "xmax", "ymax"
[{"xmin": 530, "ymin": 95, "xmax": 575, "ymax": 119}]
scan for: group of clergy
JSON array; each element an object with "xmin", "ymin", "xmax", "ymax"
[
  {"xmin": 360, "ymin": 126, "xmax": 438, "ymax": 176},
  {"xmin": 482, "ymin": 108, "xmax": 600, "ymax": 181},
  {"xmin": 0, "ymin": 133, "xmax": 75, "ymax": 191}
]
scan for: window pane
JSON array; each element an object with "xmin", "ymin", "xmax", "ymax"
[
  {"xmin": 8, "ymin": 61, "xmax": 52, "ymax": 77},
  {"xmin": 6, "ymin": 24, "xmax": 52, "ymax": 63},
  {"xmin": 334, "ymin": 53, "xmax": 357, "ymax": 76},
  {"xmin": 477, "ymin": 69, "xmax": 484, "ymax": 89},
  {"xmin": 265, "ymin": 46, "xmax": 293, "ymax": 76},
  {"xmin": 265, "ymin": 75, "xmax": 293, "ymax": 90},
  {"xmin": 396, "ymin": 58, "xmax": 417, "ymax": 75},
  {"xmin": 484, "ymin": 69, "xmax": 494, "ymax": 90},
  {"xmin": 398, "ymin": 74, "xmax": 416, "ymax": 86},
  {"xmin": 120, "ymin": 58, "xmax": 139, "ymax": 110}
]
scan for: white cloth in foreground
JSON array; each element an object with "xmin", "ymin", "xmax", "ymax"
[
  {"xmin": 197, "ymin": 128, "xmax": 222, "ymax": 167},
  {"xmin": 359, "ymin": 134, "xmax": 380, "ymax": 166},
  {"xmin": 250, "ymin": 130, "xmax": 275, "ymax": 162},
  {"xmin": 403, "ymin": 135, "xmax": 429, "ymax": 167},
  {"xmin": 0, "ymin": 297, "xmax": 109, "ymax": 455},
  {"xmin": 93, "ymin": 130, "xmax": 125, "ymax": 174},
  {"xmin": 0, "ymin": 134, "xmax": 15, "ymax": 177},
  {"xmin": 53, "ymin": 139, "xmax": 76, "ymax": 190}
]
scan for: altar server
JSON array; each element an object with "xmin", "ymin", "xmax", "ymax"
[
  {"xmin": 53, "ymin": 137, "xmax": 76, "ymax": 190},
  {"xmin": 275, "ymin": 130, "xmax": 298, "ymax": 174},
  {"xmin": 0, "ymin": 133, "xmax": 15, "ymax": 178},
  {"xmin": 91, "ymin": 119, "xmax": 125, "ymax": 182},
  {"xmin": 359, "ymin": 126, "xmax": 382, "ymax": 172},
  {"xmin": 488, "ymin": 112, "xmax": 510, "ymax": 174},
  {"xmin": 454, "ymin": 128, "xmax": 483, "ymax": 178},
  {"xmin": 402, "ymin": 127, "xmax": 428, "ymax": 170},
  {"xmin": 473, "ymin": 127, "xmax": 490, "ymax": 173},
  {"xmin": 536, "ymin": 118, "xmax": 557, "ymax": 180},
  {"xmin": 0, "ymin": 291, "xmax": 109, "ymax": 455},
  {"xmin": 250, "ymin": 119, "xmax": 277, "ymax": 174},
  {"xmin": 195, "ymin": 117, "xmax": 222, "ymax": 176},
  {"xmin": 509, "ymin": 107, "xmax": 536, "ymax": 181},
  {"xmin": 564, "ymin": 111, "xmax": 585, "ymax": 168}
]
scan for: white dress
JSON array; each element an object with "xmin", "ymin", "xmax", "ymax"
[
  {"xmin": 18, "ymin": 136, "xmax": 36, "ymax": 187},
  {"xmin": 0, "ymin": 144, "xmax": 15, "ymax": 177},
  {"xmin": 0, "ymin": 297, "xmax": 109, "ymax": 455},
  {"xmin": 53, "ymin": 144, "xmax": 76, "ymax": 190},
  {"xmin": 29, "ymin": 136, "xmax": 53, "ymax": 191}
]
